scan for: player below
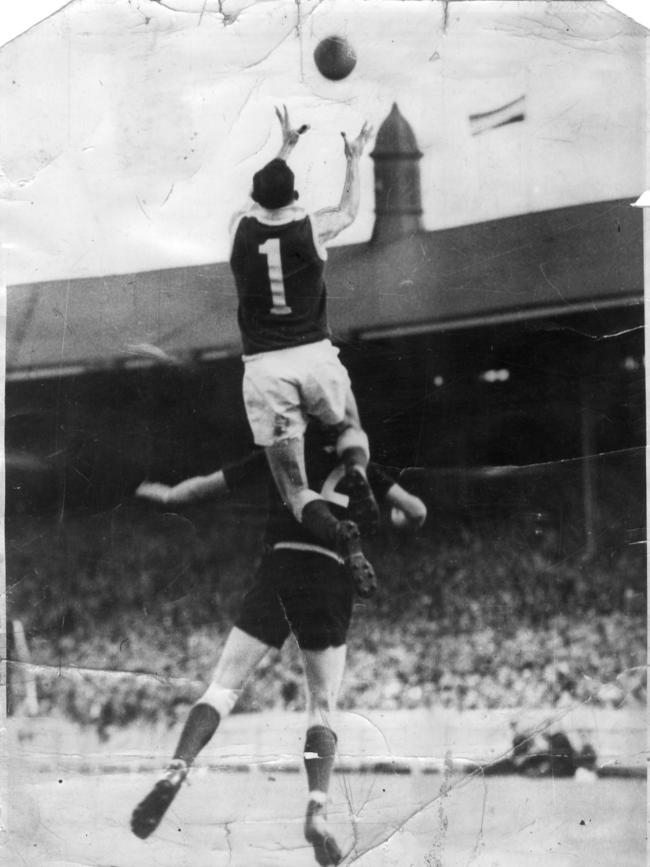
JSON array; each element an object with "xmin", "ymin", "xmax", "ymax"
[
  {"xmin": 130, "ymin": 429, "xmax": 427, "ymax": 865},
  {"xmin": 229, "ymin": 105, "xmax": 377, "ymax": 594}
]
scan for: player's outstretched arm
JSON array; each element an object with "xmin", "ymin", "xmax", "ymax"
[
  {"xmin": 384, "ymin": 483, "xmax": 427, "ymax": 531},
  {"xmin": 313, "ymin": 121, "xmax": 373, "ymax": 245},
  {"xmin": 136, "ymin": 450, "xmax": 268, "ymax": 506},
  {"xmin": 136, "ymin": 471, "xmax": 229, "ymax": 506},
  {"xmin": 274, "ymin": 104, "xmax": 309, "ymax": 162}
]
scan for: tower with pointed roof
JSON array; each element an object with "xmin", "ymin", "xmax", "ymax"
[{"xmin": 370, "ymin": 103, "xmax": 423, "ymax": 245}]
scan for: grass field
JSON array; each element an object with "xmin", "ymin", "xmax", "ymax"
[{"xmin": 5, "ymin": 761, "xmax": 645, "ymax": 867}]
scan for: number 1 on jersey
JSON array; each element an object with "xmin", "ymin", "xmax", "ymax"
[{"xmin": 259, "ymin": 239, "xmax": 292, "ymax": 315}]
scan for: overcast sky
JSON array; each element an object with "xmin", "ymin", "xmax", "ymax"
[{"xmin": 1, "ymin": 0, "xmax": 647, "ymax": 286}]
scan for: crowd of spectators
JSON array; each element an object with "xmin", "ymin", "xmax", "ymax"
[{"xmin": 7, "ymin": 490, "xmax": 646, "ymax": 732}]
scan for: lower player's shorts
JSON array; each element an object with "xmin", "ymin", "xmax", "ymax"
[
  {"xmin": 242, "ymin": 339, "xmax": 351, "ymax": 446},
  {"xmin": 234, "ymin": 547, "xmax": 354, "ymax": 651}
]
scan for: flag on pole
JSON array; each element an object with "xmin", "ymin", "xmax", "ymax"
[{"xmin": 469, "ymin": 95, "xmax": 526, "ymax": 136}]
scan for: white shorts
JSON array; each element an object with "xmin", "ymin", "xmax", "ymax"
[{"xmin": 242, "ymin": 339, "xmax": 351, "ymax": 446}]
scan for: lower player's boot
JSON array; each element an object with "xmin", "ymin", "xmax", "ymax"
[
  {"xmin": 130, "ymin": 759, "xmax": 188, "ymax": 839},
  {"xmin": 304, "ymin": 798, "xmax": 343, "ymax": 866},
  {"xmin": 339, "ymin": 466, "xmax": 380, "ymax": 536},
  {"xmin": 336, "ymin": 520, "xmax": 377, "ymax": 598}
]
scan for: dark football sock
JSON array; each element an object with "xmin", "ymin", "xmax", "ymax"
[
  {"xmin": 304, "ymin": 725, "xmax": 338, "ymax": 795},
  {"xmin": 300, "ymin": 499, "xmax": 340, "ymax": 547},
  {"xmin": 173, "ymin": 703, "xmax": 220, "ymax": 766},
  {"xmin": 340, "ymin": 446, "xmax": 368, "ymax": 472}
]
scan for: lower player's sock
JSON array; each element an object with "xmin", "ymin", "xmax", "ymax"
[
  {"xmin": 300, "ymin": 499, "xmax": 340, "ymax": 548},
  {"xmin": 340, "ymin": 446, "xmax": 368, "ymax": 473},
  {"xmin": 173, "ymin": 703, "xmax": 221, "ymax": 766},
  {"xmin": 304, "ymin": 725, "xmax": 338, "ymax": 795}
]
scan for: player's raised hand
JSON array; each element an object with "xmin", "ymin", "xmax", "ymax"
[
  {"xmin": 135, "ymin": 481, "xmax": 171, "ymax": 505},
  {"xmin": 341, "ymin": 122, "xmax": 373, "ymax": 160},
  {"xmin": 390, "ymin": 505, "xmax": 426, "ymax": 532},
  {"xmin": 275, "ymin": 104, "xmax": 309, "ymax": 149},
  {"xmin": 387, "ymin": 486, "xmax": 427, "ymax": 532}
]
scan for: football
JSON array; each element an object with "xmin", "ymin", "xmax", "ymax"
[{"xmin": 313, "ymin": 36, "xmax": 357, "ymax": 81}]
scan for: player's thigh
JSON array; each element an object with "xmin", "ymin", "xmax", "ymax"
[
  {"xmin": 233, "ymin": 557, "xmax": 293, "ymax": 650},
  {"xmin": 301, "ymin": 344, "xmax": 352, "ymax": 427},
  {"xmin": 272, "ymin": 551, "xmax": 353, "ymax": 652},
  {"xmin": 342, "ymin": 387, "xmax": 362, "ymax": 429},
  {"xmin": 242, "ymin": 354, "xmax": 306, "ymax": 445}
]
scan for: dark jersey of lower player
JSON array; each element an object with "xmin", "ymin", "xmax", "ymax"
[
  {"xmin": 229, "ymin": 209, "xmax": 330, "ymax": 355},
  {"xmin": 222, "ymin": 426, "xmax": 395, "ymax": 551}
]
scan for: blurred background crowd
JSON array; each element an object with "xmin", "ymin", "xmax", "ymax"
[{"xmin": 7, "ymin": 482, "xmax": 645, "ymax": 735}]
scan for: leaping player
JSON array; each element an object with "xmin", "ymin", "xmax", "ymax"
[
  {"xmin": 229, "ymin": 105, "xmax": 378, "ymax": 597},
  {"xmin": 129, "ymin": 425, "xmax": 427, "ymax": 864}
]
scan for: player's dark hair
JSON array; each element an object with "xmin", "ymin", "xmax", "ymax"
[{"xmin": 252, "ymin": 159, "xmax": 299, "ymax": 210}]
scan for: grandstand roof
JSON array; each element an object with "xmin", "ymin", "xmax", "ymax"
[{"xmin": 6, "ymin": 198, "xmax": 642, "ymax": 377}]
